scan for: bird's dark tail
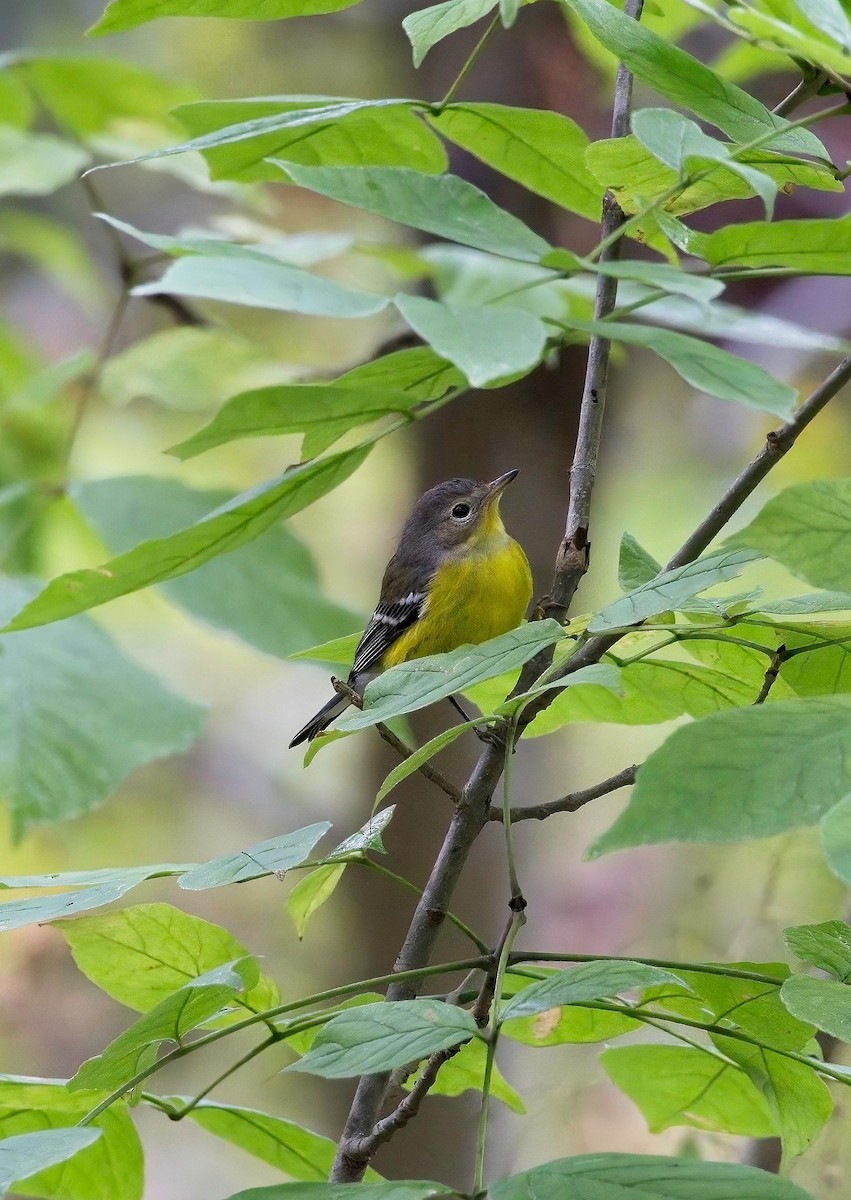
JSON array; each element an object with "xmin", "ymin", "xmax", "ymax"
[{"xmin": 289, "ymin": 692, "xmax": 351, "ymax": 749}]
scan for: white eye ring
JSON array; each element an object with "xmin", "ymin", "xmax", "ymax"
[{"xmin": 451, "ymin": 502, "xmax": 472, "ymax": 520}]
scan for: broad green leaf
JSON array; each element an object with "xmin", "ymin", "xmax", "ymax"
[
  {"xmin": 502, "ymin": 1003, "xmax": 639, "ymax": 1045},
  {"xmin": 405, "ymin": 1035, "xmax": 524, "ymax": 1112},
  {"xmin": 173, "ymin": 97, "xmax": 446, "ymax": 181},
  {"xmin": 733, "ymin": 479, "xmax": 851, "ymax": 592},
  {"xmin": 563, "ymin": 0, "xmax": 827, "ymax": 158},
  {"xmin": 500, "ymin": 961, "xmax": 681, "ymax": 1020},
  {"xmin": 403, "ymin": 0, "xmax": 497, "ymax": 66},
  {"xmin": 785, "ymin": 921, "xmax": 851, "ymax": 982},
  {"xmin": 704, "ymin": 214, "xmax": 851, "ymax": 273},
  {"xmin": 58, "ymin": 902, "xmax": 278, "ymax": 1015},
  {"xmin": 90, "ymin": 0, "xmax": 363, "ymax": 35},
  {"xmin": 395, "ymin": 295, "xmax": 548, "ymax": 387},
  {"xmin": 0, "ymin": 1129, "xmax": 101, "ymax": 1196},
  {"xmin": 712, "ymin": 1035, "xmax": 832, "ymax": 1160},
  {"xmin": 174, "ymin": 1099, "xmax": 382, "ymax": 1182},
  {"xmin": 566, "ymin": 320, "xmax": 797, "ymax": 417},
  {"xmin": 277, "ymin": 163, "xmax": 551, "ymax": 263},
  {"xmin": 24, "ymin": 55, "xmax": 194, "ymax": 138},
  {"xmin": 100, "ymin": 327, "xmax": 294, "ymax": 412},
  {"xmin": 335, "ymin": 621, "xmax": 565, "ymax": 731},
  {"xmin": 74, "ymin": 477, "xmax": 360, "ymax": 658},
  {"xmin": 820, "ymin": 793, "xmax": 851, "ymax": 882},
  {"xmin": 70, "ymin": 960, "xmax": 257, "ymax": 1091},
  {"xmin": 618, "ymin": 533, "xmax": 661, "ymax": 591},
  {"xmin": 0, "ymin": 866, "xmax": 187, "ymax": 933},
  {"xmin": 489, "ymin": 1154, "xmax": 816, "ymax": 1198},
  {"xmin": 591, "ymin": 696, "xmax": 851, "ymax": 855},
  {"xmin": 375, "ymin": 723, "xmax": 472, "ymax": 803},
  {"xmin": 427, "ymin": 103, "xmax": 601, "ymax": 220},
  {"xmin": 133, "ymin": 255, "xmax": 388, "ymax": 318},
  {"xmin": 286, "ymin": 864, "xmax": 346, "ymax": 938},
  {"xmin": 588, "ymin": 548, "xmax": 761, "ymax": 633},
  {"xmin": 0, "ymin": 578, "xmax": 203, "ymax": 839},
  {"xmin": 223, "ymin": 1184, "xmax": 453, "ymax": 1200},
  {"xmin": 631, "ymin": 107, "xmax": 777, "ymax": 217},
  {"xmin": 0, "ymin": 127, "xmax": 89, "ymax": 197},
  {"xmin": 780, "ymin": 973, "xmax": 851, "ymax": 1042},
  {"xmin": 0, "ymin": 1077, "xmax": 142, "ymax": 1200},
  {"xmin": 289, "ymin": 631, "xmax": 360, "ymax": 668},
  {"xmin": 4, "ymin": 446, "xmax": 369, "ymax": 632},
  {"xmin": 601, "ymin": 1044, "xmax": 776, "ymax": 1137},
  {"xmin": 286, "ymin": 998, "xmax": 478, "ymax": 1078},
  {"xmin": 277, "ymin": 992, "xmax": 383, "ymax": 1056},
  {"xmin": 179, "ymin": 822, "xmax": 331, "ymax": 890}
]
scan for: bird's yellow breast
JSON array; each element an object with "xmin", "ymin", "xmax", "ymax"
[{"xmin": 381, "ymin": 533, "xmax": 532, "ymax": 668}]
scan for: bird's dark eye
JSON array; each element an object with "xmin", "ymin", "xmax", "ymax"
[{"xmin": 451, "ymin": 502, "xmax": 471, "ymax": 519}]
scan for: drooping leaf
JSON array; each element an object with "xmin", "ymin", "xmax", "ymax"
[
  {"xmin": 588, "ymin": 548, "xmax": 761, "ymax": 633},
  {"xmin": 784, "ymin": 921, "xmax": 851, "ymax": 982},
  {"xmin": 500, "ymin": 961, "xmax": 681, "ymax": 1020},
  {"xmin": 286, "ymin": 865, "xmax": 347, "ymax": 938},
  {"xmin": 0, "ymin": 578, "xmax": 203, "ymax": 839},
  {"xmin": 704, "ymin": 214, "xmax": 851, "ymax": 274},
  {"xmin": 618, "ymin": 533, "xmax": 661, "ymax": 591},
  {"xmin": 335, "ymin": 621, "xmax": 565, "ymax": 731},
  {"xmin": 591, "ymin": 696, "xmax": 851, "ymax": 855},
  {"xmin": 395, "ymin": 295, "xmax": 548, "ymax": 387},
  {"xmin": 4, "ymin": 446, "xmax": 369, "ymax": 632},
  {"xmin": 733, "ymin": 479, "xmax": 851, "ymax": 593},
  {"xmin": 90, "ymin": 0, "xmax": 364, "ymax": 35},
  {"xmin": 403, "ymin": 0, "xmax": 497, "ymax": 66},
  {"xmin": 277, "ymin": 163, "xmax": 551, "ymax": 263},
  {"xmin": 179, "ymin": 822, "xmax": 331, "ymax": 889},
  {"xmin": 427, "ymin": 103, "xmax": 601, "ymax": 220},
  {"xmin": 58, "ymin": 902, "xmax": 278, "ymax": 1015},
  {"xmin": 286, "ymin": 999, "xmax": 478, "ymax": 1078},
  {"xmin": 73, "ymin": 477, "xmax": 360, "ymax": 658}
]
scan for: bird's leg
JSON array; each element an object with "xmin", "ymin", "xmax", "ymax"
[{"xmin": 447, "ymin": 695, "xmax": 501, "ymax": 745}]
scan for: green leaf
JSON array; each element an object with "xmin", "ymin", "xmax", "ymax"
[
  {"xmin": 704, "ymin": 214, "xmax": 851, "ymax": 273},
  {"xmin": 591, "ymin": 696, "xmax": 851, "ymax": 855},
  {"xmin": 757, "ymin": 592, "xmax": 851, "ymax": 615},
  {"xmin": 286, "ymin": 864, "xmax": 347, "ymax": 938},
  {"xmin": 286, "ymin": 998, "xmax": 478, "ymax": 1078},
  {"xmin": 588, "ymin": 259, "xmax": 725, "ymax": 305},
  {"xmin": 588, "ymin": 548, "xmax": 761, "ymax": 634},
  {"xmin": 172, "ymin": 97, "xmax": 446, "ymax": 181},
  {"xmin": 0, "ymin": 1077, "xmax": 142, "ymax": 1200},
  {"xmin": 70, "ymin": 960, "xmax": 257, "ymax": 1091},
  {"xmin": 601, "ymin": 1044, "xmax": 776, "ymax": 1137},
  {"xmin": 820, "ymin": 793, "xmax": 851, "ymax": 882},
  {"xmin": 733, "ymin": 479, "xmax": 851, "ymax": 592},
  {"xmin": 395, "ymin": 295, "xmax": 548, "ymax": 387},
  {"xmin": 133, "ymin": 255, "xmax": 388, "ymax": 318},
  {"xmin": 0, "ymin": 1129, "xmax": 101, "ymax": 1195},
  {"xmin": 427, "ymin": 103, "xmax": 601, "ymax": 220},
  {"xmin": 222, "ymin": 1184, "xmax": 453, "ymax": 1200},
  {"xmin": 406, "ymin": 1035, "xmax": 524, "ymax": 1112},
  {"xmin": 375, "ymin": 723, "xmax": 472, "ymax": 803},
  {"xmin": 566, "ymin": 320, "xmax": 797, "ymax": 417},
  {"xmin": 90, "ymin": 0, "xmax": 363, "ymax": 35},
  {"xmin": 502, "ymin": 1001, "xmax": 639, "ymax": 1045},
  {"xmin": 562, "ymin": 0, "xmax": 827, "ymax": 158},
  {"xmin": 173, "ymin": 1099, "xmax": 382, "ymax": 1182},
  {"xmin": 794, "ymin": 0, "xmax": 851, "ymax": 46},
  {"xmin": 780, "ymin": 973, "xmax": 851, "ymax": 1042},
  {"xmin": 0, "ymin": 126, "xmax": 89, "ymax": 197},
  {"xmin": 336, "ymin": 621, "xmax": 564, "ymax": 731},
  {"xmin": 4, "ymin": 446, "xmax": 369, "ymax": 632},
  {"xmin": 58, "ymin": 902, "xmax": 278, "ymax": 1015},
  {"xmin": 403, "ymin": 0, "xmax": 497, "ymax": 66},
  {"xmin": 322, "ymin": 806, "xmax": 395, "ymax": 859},
  {"xmin": 74, "ymin": 477, "xmax": 360, "ymax": 657},
  {"xmin": 179, "ymin": 822, "xmax": 331, "ymax": 890},
  {"xmin": 618, "ymin": 533, "xmax": 661, "ymax": 591},
  {"xmin": 0, "ymin": 578, "xmax": 203, "ymax": 839},
  {"xmin": 729, "ymin": 7, "xmax": 851, "ymax": 77},
  {"xmin": 631, "ymin": 107, "xmax": 777, "ymax": 218},
  {"xmin": 98, "ymin": 213, "xmax": 350, "ymax": 264},
  {"xmin": 784, "ymin": 921, "xmax": 851, "ymax": 981},
  {"xmin": 0, "ymin": 866, "xmax": 187, "ymax": 933},
  {"xmin": 277, "ymin": 163, "xmax": 551, "ymax": 263},
  {"xmin": 500, "ymin": 960, "xmax": 681, "ymax": 1021},
  {"xmin": 489, "ymin": 1154, "xmax": 816, "ymax": 1198}
]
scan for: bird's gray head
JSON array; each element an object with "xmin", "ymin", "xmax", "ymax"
[{"xmin": 398, "ymin": 469, "xmax": 519, "ymax": 555}]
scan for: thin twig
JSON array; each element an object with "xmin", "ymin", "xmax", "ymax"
[
  {"xmin": 754, "ymin": 644, "xmax": 787, "ymax": 705},
  {"xmin": 491, "ymin": 763, "xmax": 638, "ymax": 822},
  {"xmin": 163, "ymin": 1035, "xmax": 277, "ymax": 1120},
  {"xmin": 772, "ymin": 69, "xmax": 828, "ymax": 116},
  {"xmin": 348, "ymin": 1045, "xmax": 463, "ymax": 1158}
]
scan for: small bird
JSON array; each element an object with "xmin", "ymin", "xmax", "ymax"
[{"xmin": 289, "ymin": 469, "xmax": 532, "ymax": 747}]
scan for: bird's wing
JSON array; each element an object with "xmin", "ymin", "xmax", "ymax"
[{"xmin": 350, "ymin": 590, "xmax": 426, "ymax": 678}]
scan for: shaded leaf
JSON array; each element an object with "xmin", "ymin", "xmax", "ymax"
[
  {"xmin": 0, "ymin": 866, "xmax": 186, "ymax": 934},
  {"xmin": 403, "ymin": 0, "xmax": 497, "ymax": 66},
  {"xmin": 286, "ymin": 865, "xmax": 346, "ymax": 939},
  {"xmin": 501, "ymin": 961, "xmax": 681, "ymax": 1020},
  {"xmin": 179, "ymin": 822, "xmax": 331, "ymax": 890},
  {"xmin": 618, "ymin": 533, "xmax": 660, "ymax": 591},
  {"xmin": 784, "ymin": 920, "xmax": 851, "ymax": 982}
]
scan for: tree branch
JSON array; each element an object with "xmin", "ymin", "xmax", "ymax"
[{"xmin": 489, "ymin": 763, "xmax": 638, "ymax": 822}]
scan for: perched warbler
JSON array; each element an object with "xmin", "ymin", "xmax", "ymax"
[{"xmin": 289, "ymin": 469, "xmax": 532, "ymax": 747}]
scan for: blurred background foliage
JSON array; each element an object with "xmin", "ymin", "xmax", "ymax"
[{"xmin": 1, "ymin": 0, "xmax": 850, "ymax": 1195}]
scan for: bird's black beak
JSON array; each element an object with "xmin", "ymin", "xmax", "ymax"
[{"xmin": 487, "ymin": 468, "xmax": 519, "ymax": 499}]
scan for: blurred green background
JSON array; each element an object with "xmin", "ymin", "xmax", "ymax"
[{"xmin": 2, "ymin": 0, "xmax": 851, "ymax": 1195}]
